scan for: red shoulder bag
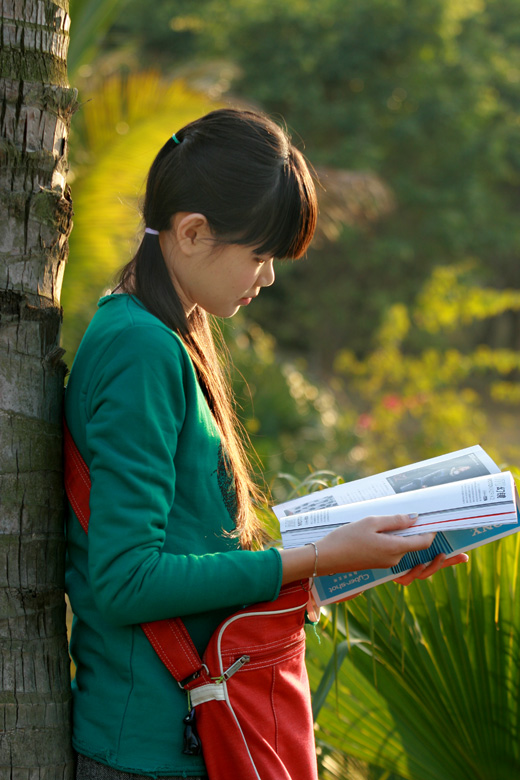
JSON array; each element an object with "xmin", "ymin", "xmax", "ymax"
[{"xmin": 64, "ymin": 421, "xmax": 318, "ymax": 780}]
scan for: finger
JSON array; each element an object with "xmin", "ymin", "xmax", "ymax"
[
  {"xmin": 394, "ymin": 551, "xmax": 470, "ymax": 586},
  {"xmin": 393, "ymin": 563, "xmax": 428, "ymax": 586},
  {"xmin": 417, "ymin": 552, "xmax": 470, "ymax": 578},
  {"xmin": 383, "ymin": 533, "xmax": 436, "ymax": 573},
  {"xmin": 440, "ymin": 553, "xmax": 469, "ymax": 568},
  {"xmin": 397, "ymin": 532, "xmax": 436, "ymax": 552},
  {"xmin": 393, "ymin": 556, "xmax": 443, "ymax": 586},
  {"xmin": 414, "ymin": 553, "xmax": 447, "ymax": 579},
  {"xmin": 371, "ymin": 513, "xmax": 420, "ymax": 533}
]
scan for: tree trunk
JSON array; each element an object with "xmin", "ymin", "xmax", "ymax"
[{"xmin": 0, "ymin": 1, "xmax": 75, "ymax": 776}]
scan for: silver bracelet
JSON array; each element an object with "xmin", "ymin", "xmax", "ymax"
[{"xmin": 305, "ymin": 542, "xmax": 319, "ymax": 581}]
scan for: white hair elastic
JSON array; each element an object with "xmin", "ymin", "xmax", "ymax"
[{"xmin": 144, "ymin": 227, "xmax": 160, "ymax": 235}]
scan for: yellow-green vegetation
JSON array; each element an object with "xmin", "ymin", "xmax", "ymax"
[
  {"xmin": 333, "ymin": 264, "xmax": 520, "ymax": 475},
  {"xmin": 415, "ymin": 263, "xmax": 520, "ymax": 334},
  {"xmin": 62, "ymin": 73, "xmax": 218, "ymax": 360}
]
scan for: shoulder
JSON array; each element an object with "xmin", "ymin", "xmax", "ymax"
[
  {"xmin": 68, "ymin": 295, "xmax": 199, "ymax": 417},
  {"xmin": 82, "ymin": 294, "xmax": 191, "ymax": 370}
]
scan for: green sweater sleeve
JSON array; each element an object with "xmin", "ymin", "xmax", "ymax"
[{"xmin": 81, "ymin": 321, "xmax": 282, "ymax": 626}]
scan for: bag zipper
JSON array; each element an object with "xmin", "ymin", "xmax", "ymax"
[
  {"xmin": 213, "ymin": 654, "xmax": 250, "ymax": 683},
  {"xmin": 211, "ymin": 596, "xmax": 308, "ymax": 780}
]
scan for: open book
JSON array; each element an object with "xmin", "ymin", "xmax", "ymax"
[{"xmin": 272, "ymin": 446, "xmax": 520, "ymax": 606}]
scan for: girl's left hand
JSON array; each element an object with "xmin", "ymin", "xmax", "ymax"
[
  {"xmin": 317, "ymin": 552, "xmax": 470, "ymax": 605},
  {"xmin": 393, "ymin": 552, "xmax": 469, "ymax": 586}
]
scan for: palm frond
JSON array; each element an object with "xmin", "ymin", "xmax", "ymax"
[
  {"xmin": 307, "ymin": 535, "xmax": 520, "ymax": 779},
  {"xmin": 62, "ymin": 73, "xmax": 218, "ymax": 362}
]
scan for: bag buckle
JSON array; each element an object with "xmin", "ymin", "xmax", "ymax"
[{"xmin": 178, "ymin": 663, "xmax": 209, "ymax": 691}]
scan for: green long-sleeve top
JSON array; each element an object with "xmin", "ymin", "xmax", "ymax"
[{"xmin": 64, "ymin": 294, "xmax": 283, "ymax": 777}]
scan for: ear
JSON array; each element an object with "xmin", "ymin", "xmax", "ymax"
[{"xmin": 174, "ymin": 212, "xmax": 213, "ymax": 256}]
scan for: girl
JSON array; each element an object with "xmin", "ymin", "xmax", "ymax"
[{"xmin": 65, "ymin": 108, "xmax": 466, "ymax": 780}]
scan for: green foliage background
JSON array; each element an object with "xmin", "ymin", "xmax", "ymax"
[{"xmin": 63, "ymin": 1, "xmax": 520, "ymax": 776}]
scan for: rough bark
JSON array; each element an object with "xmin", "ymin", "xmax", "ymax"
[{"xmin": 0, "ymin": 1, "xmax": 76, "ymax": 777}]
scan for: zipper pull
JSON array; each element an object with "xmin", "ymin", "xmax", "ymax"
[
  {"xmin": 223, "ymin": 654, "xmax": 250, "ymax": 680},
  {"xmin": 214, "ymin": 654, "xmax": 250, "ymax": 683}
]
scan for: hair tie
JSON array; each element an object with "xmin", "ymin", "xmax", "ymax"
[
  {"xmin": 172, "ymin": 133, "xmax": 181, "ymax": 145},
  {"xmin": 144, "ymin": 227, "xmax": 160, "ymax": 235}
]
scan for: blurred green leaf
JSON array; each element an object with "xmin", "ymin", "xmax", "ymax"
[{"xmin": 69, "ymin": 0, "xmax": 132, "ymax": 76}]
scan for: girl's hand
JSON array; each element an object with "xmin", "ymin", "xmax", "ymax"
[
  {"xmin": 324, "ymin": 551, "xmax": 470, "ymax": 604},
  {"xmin": 280, "ymin": 513, "xmax": 436, "ymax": 585},
  {"xmin": 314, "ymin": 513, "xmax": 436, "ymax": 575},
  {"xmin": 393, "ymin": 551, "xmax": 469, "ymax": 586}
]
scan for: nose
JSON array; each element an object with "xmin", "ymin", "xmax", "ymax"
[{"xmin": 259, "ymin": 258, "xmax": 275, "ymax": 287}]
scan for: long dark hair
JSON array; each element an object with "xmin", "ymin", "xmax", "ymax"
[{"xmin": 118, "ymin": 108, "xmax": 318, "ymax": 549}]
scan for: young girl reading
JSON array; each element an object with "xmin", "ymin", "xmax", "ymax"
[{"xmin": 64, "ymin": 108, "xmax": 466, "ymax": 780}]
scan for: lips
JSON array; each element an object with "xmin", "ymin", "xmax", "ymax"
[{"xmin": 239, "ymin": 294, "xmax": 258, "ymax": 305}]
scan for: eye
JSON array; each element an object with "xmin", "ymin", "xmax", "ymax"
[{"xmin": 252, "ymin": 254, "xmax": 273, "ymax": 264}]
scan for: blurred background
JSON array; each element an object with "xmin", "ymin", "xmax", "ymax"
[
  {"xmin": 62, "ymin": 3, "xmax": 520, "ymax": 778},
  {"xmin": 64, "ymin": 0, "xmax": 520, "ymax": 499}
]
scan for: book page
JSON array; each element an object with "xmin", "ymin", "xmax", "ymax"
[
  {"xmin": 272, "ymin": 445, "xmax": 500, "ymax": 521},
  {"xmin": 272, "ymin": 445, "xmax": 520, "ymax": 607},
  {"xmin": 280, "ymin": 472, "xmax": 517, "ymax": 548}
]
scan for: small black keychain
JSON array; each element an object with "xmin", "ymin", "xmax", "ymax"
[{"xmin": 182, "ymin": 691, "xmax": 202, "ymax": 756}]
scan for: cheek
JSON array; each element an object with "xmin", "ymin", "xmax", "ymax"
[
  {"xmin": 230, "ymin": 269, "xmax": 256, "ymax": 292},
  {"xmin": 246, "ymin": 266, "xmax": 262, "ymax": 285}
]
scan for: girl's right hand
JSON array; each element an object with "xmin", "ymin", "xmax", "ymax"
[
  {"xmin": 316, "ymin": 513, "xmax": 435, "ymax": 574},
  {"xmin": 280, "ymin": 513, "xmax": 435, "ymax": 584}
]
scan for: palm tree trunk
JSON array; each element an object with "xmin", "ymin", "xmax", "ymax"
[{"xmin": 1, "ymin": 1, "xmax": 76, "ymax": 776}]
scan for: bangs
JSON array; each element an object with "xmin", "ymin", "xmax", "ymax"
[{"xmin": 232, "ymin": 149, "xmax": 318, "ymax": 260}]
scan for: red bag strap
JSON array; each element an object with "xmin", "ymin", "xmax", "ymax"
[
  {"xmin": 63, "ymin": 418, "xmax": 204, "ymax": 686},
  {"xmin": 63, "ymin": 422, "xmax": 91, "ymax": 534}
]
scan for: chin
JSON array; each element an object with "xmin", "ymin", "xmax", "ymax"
[
  {"xmin": 225, "ymin": 306, "xmax": 241, "ymax": 318},
  {"xmin": 206, "ymin": 305, "xmax": 240, "ymax": 318}
]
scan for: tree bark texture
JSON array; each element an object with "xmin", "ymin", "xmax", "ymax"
[{"xmin": 0, "ymin": 1, "xmax": 76, "ymax": 777}]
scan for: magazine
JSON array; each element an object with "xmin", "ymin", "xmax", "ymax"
[{"xmin": 272, "ymin": 446, "xmax": 520, "ymax": 606}]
